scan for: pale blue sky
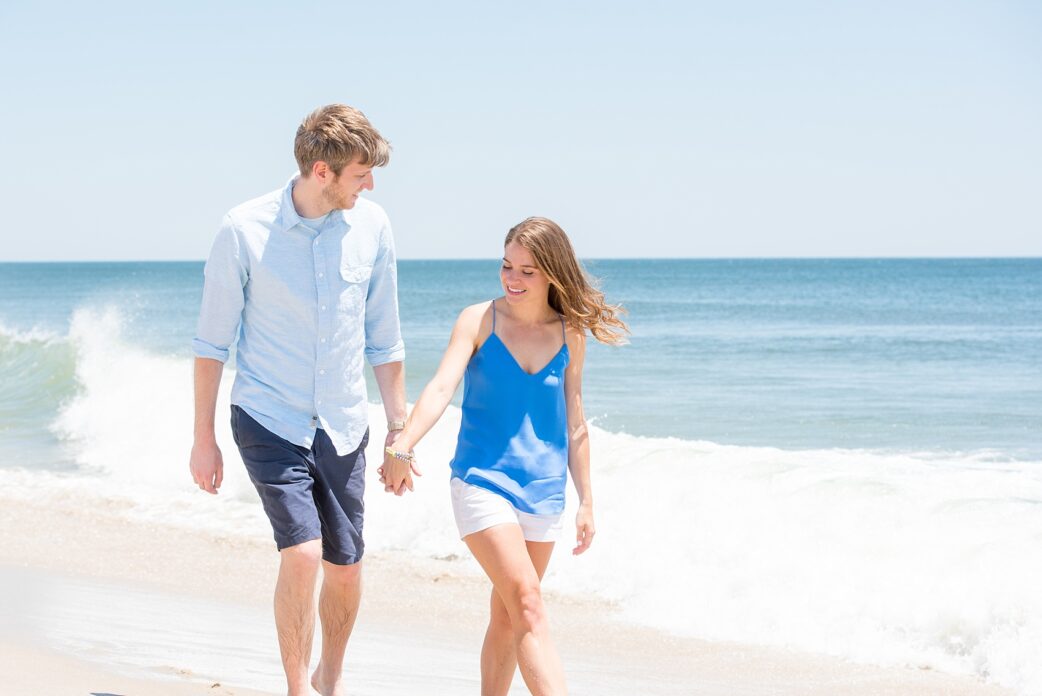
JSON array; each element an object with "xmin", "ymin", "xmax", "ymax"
[{"xmin": 1, "ymin": 1, "xmax": 1039, "ymax": 260}]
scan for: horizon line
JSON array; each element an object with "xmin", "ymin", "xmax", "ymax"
[{"xmin": 2, "ymin": 255, "xmax": 1041, "ymax": 264}]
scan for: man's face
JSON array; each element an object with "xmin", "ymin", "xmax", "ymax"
[{"xmin": 322, "ymin": 159, "xmax": 374, "ymax": 210}]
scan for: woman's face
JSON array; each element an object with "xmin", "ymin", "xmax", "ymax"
[{"xmin": 501, "ymin": 241, "xmax": 550, "ymax": 306}]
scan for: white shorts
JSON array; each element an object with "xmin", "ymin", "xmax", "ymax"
[{"xmin": 450, "ymin": 477, "xmax": 563, "ymax": 543}]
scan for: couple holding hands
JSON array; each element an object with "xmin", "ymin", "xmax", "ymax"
[{"xmin": 190, "ymin": 104, "xmax": 626, "ymax": 696}]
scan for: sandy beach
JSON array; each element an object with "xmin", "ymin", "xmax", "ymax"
[
  {"xmin": 5, "ymin": 0, "xmax": 1042, "ymax": 688},
  {"xmin": 0, "ymin": 488, "xmax": 1013, "ymax": 696}
]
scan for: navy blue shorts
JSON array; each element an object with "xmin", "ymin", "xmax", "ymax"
[{"xmin": 230, "ymin": 405, "xmax": 368, "ymax": 565}]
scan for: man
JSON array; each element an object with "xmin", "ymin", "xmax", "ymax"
[{"xmin": 189, "ymin": 104, "xmax": 411, "ymax": 696}]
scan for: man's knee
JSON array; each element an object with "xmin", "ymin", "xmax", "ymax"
[
  {"xmin": 322, "ymin": 558, "xmax": 362, "ymax": 589},
  {"xmin": 280, "ymin": 539, "xmax": 324, "ymax": 572}
]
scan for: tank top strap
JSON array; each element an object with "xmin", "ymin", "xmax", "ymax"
[
  {"xmin": 491, "ymin": 299, "xmax": 497, "ymax": 335},
  {"xmin": 559, "ymin": 315, "xmax": 566, "ymax": 343}
]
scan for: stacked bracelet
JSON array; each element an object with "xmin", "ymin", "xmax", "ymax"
[{"xmin": 384, "ymin": 447, "xmax": 416, "ymax": 463}]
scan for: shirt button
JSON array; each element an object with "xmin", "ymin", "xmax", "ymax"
[
  {"xmin": 318, "ymin": 272, "xmax": 324, "ymax": 278},
  {"xmin": 319, "ymin": 369, "xmax": 326, "ymax": 375},
  {"xmin": 317, "ymin": 399, "xmax": 323, "ymax": 405},
  {"xmin": 320, "ymin": 338, "xmax": 326, "ymax": 343},
  {"xmin": 321, "ymin": 305, "xmax": 327, "ymax": 311}
]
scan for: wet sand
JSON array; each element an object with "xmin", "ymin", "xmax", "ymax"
[{"xmin": 0, "ymin": 492, "xmax": 1013, "ymax": 695}]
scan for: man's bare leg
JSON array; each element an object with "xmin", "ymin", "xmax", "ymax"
[
  {"xmin": 310, "ymin": 560, "xmax": 362, "ymax": 696},
  {"xmin": 275, "ymin": 539, "xmax": 323, "ymax": 696}
]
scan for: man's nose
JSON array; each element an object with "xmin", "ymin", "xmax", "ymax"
[{"xmin": 363, "ymin": 172, "xmax": 374, "ymax": 191}]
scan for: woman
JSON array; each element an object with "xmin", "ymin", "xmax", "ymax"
[{"xmin": 380, "ymin": 217, "xmax": 628, "ymax": 695}]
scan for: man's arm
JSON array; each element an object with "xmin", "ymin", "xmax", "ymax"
[
  {"xmin": 373, "ymin": 360, "xmax": 407, "ymax": 444},
  {"xmin": 189, "ymin": 214, "xmax": 247, "ymax": 494},
  {"xmin": 190, "ymin": 357, "xmax": 225, "ymax": 494},
  {"xmin": 364, "ymin": 219, "xmax": 407, "ymax": 445}
]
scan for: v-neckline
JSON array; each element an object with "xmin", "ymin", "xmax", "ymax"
[{"xmin": 485, "ymin": 333, "xmax": 567, "ymax": 377}]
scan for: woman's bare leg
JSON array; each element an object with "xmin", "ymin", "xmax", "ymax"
[
  {"xmin": 480, "ymin": 538, "xmax": 555, "ymax": 695},
  {"xmin": 466, "ymin": 524, "xmax": 565, "ymax": 696}
]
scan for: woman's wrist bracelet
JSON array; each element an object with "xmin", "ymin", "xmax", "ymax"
[{"xmin": 384, "ymin": 447, "xmax": 416, "ymax": 463}]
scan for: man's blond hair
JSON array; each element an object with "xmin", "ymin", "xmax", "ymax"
[{"xmin": 294, "ymin": 104, "xmax": 391, "ymax": 177}]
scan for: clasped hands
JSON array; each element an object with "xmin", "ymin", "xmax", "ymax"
[{"xmin": 378, "ymin": 432, "xmax": 422, "ymax": 496}]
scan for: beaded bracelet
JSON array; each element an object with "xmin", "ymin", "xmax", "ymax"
[{"xmin": 384, "ymin": 447, "xmax": 416, "ymax": 463}]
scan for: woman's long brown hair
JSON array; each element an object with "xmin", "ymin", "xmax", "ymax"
[{"xmin": 505, "ymin": 217, "xmax": 629, "ymax": 345}]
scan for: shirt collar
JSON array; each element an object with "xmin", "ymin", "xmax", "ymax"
[
  {"xmin": 275, "ymin": 173, "xmax": 352, "ymax": 232},
  {"xmin": 275, "ymin": 174, "xmax": 305, "ymax": 232}
]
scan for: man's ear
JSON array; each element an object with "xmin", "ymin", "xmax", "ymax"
[{"xmin": 311, "ymin": 160, "xmax": 331, "ymax": 182}]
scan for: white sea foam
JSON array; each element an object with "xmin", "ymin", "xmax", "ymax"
[
  {"xmin": 0, "ymin": 321, "xmax": 64, "ymax": 345},
  {"xmin": 6, "ymin": 306, "xmax": 1042, "ymax": 694},
  {"xmin": 545, "ymin": 432, "xmax": 1042, "ymax": 693}
]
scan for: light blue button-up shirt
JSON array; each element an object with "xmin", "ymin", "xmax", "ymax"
[{"xmin": 193, "ymin": 175, "xmax": 405, "ymax": 455}]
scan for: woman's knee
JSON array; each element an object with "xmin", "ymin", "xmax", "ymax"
[{"xmin": 504, "ymin": 580, "xmax": 548, "ymax": 632}]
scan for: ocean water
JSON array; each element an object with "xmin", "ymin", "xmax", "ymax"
[{"xmin": 1, "ymin": 258, "xmax": 1041, "ymax": 693}]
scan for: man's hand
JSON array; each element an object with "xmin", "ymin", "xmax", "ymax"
[
  {"xmin": 378, "ymin": 434, "xmax": 422, "ymax": 496},
  {"xmin": 378, "ymin": 430, "xmax": 404, "ymax": 494},
  {"xmin": 190, "ymin": 438, "xmax": 224, "ymax": 494},
  {"xmin": 380, "ymin": 452, "xmax": 412, "ymax": 496}
]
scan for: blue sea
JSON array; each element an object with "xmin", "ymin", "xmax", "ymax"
[{"xmin": 2, "ymin": 258, "xmax": 1042, "ymax": 693}]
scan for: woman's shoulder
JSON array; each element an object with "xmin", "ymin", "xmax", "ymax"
[
  {"xmin": 454, "ymin": 300, "xmax": 497, "ymax": 337},
  {"xmin": 458, "ymin": 299, "xmax": 496, "ymax": 322},
  {"xmin": 564, "ymin": 322, "xmax": 587, "ymax": 353},
  {"xmin": 464, "ymin": 299, "xmax": 497, "ymax": 312}
]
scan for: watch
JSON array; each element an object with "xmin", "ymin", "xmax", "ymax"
[{"xmin": 387, "ymin": 419, "xmax": 406, "ymax": 432}]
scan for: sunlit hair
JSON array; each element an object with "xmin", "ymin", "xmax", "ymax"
[
  {"xmin": 294, "ymin": 104, "xmax": 391, "ymax": 177},
  {"xmin": 505, "ymin": 217, "xmax": 629, "ymax": 345}
]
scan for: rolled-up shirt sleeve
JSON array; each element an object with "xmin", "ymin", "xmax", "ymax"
[
  {"xmin": 363, "ymin": 220, "xmax": 406, "ymax": 366},
  {"xmin": 192, "ymin": 215, "xmax": 248, "ymax": 363}
]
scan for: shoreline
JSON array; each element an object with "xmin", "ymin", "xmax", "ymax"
[
  {"xmin": 0, "ymin": 490, "xmax": 1013, "ymax": 695},
  {"xmin": 0, "ymin": 640, "xmax": 273, "ymax": 696}
]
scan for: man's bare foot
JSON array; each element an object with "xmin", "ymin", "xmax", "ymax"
[
  {"xmin": 311, "ymin": 664, "xmax": 346, "ymax": 696},
  {"xmin": 285, "ymin": 687, "xmax": 320, "ymax": 696}
]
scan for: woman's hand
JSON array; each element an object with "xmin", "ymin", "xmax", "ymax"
[
  {"xmin": 378, "ymin": 436, "xmax": 422, "ymax": 495},
  {"xmin": 573, "ymin": 502, "xmax": 595, "ymax": 555}
]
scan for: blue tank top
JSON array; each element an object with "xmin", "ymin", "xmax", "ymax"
[{"xmin": 449, "ymin": 300, "xmax": 570, "ymax": 515}]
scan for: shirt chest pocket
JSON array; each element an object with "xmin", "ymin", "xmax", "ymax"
[
  {"xmin": 337, "ymin": 263, "xmax": 373, "ymax": 313},
  {"xmin": 340, "ymin": 264, "xmax": 373, "ymax": 283},
  {"xmin": 337, "ymin": 229, "xmax": 377, "ymax": 309}
]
